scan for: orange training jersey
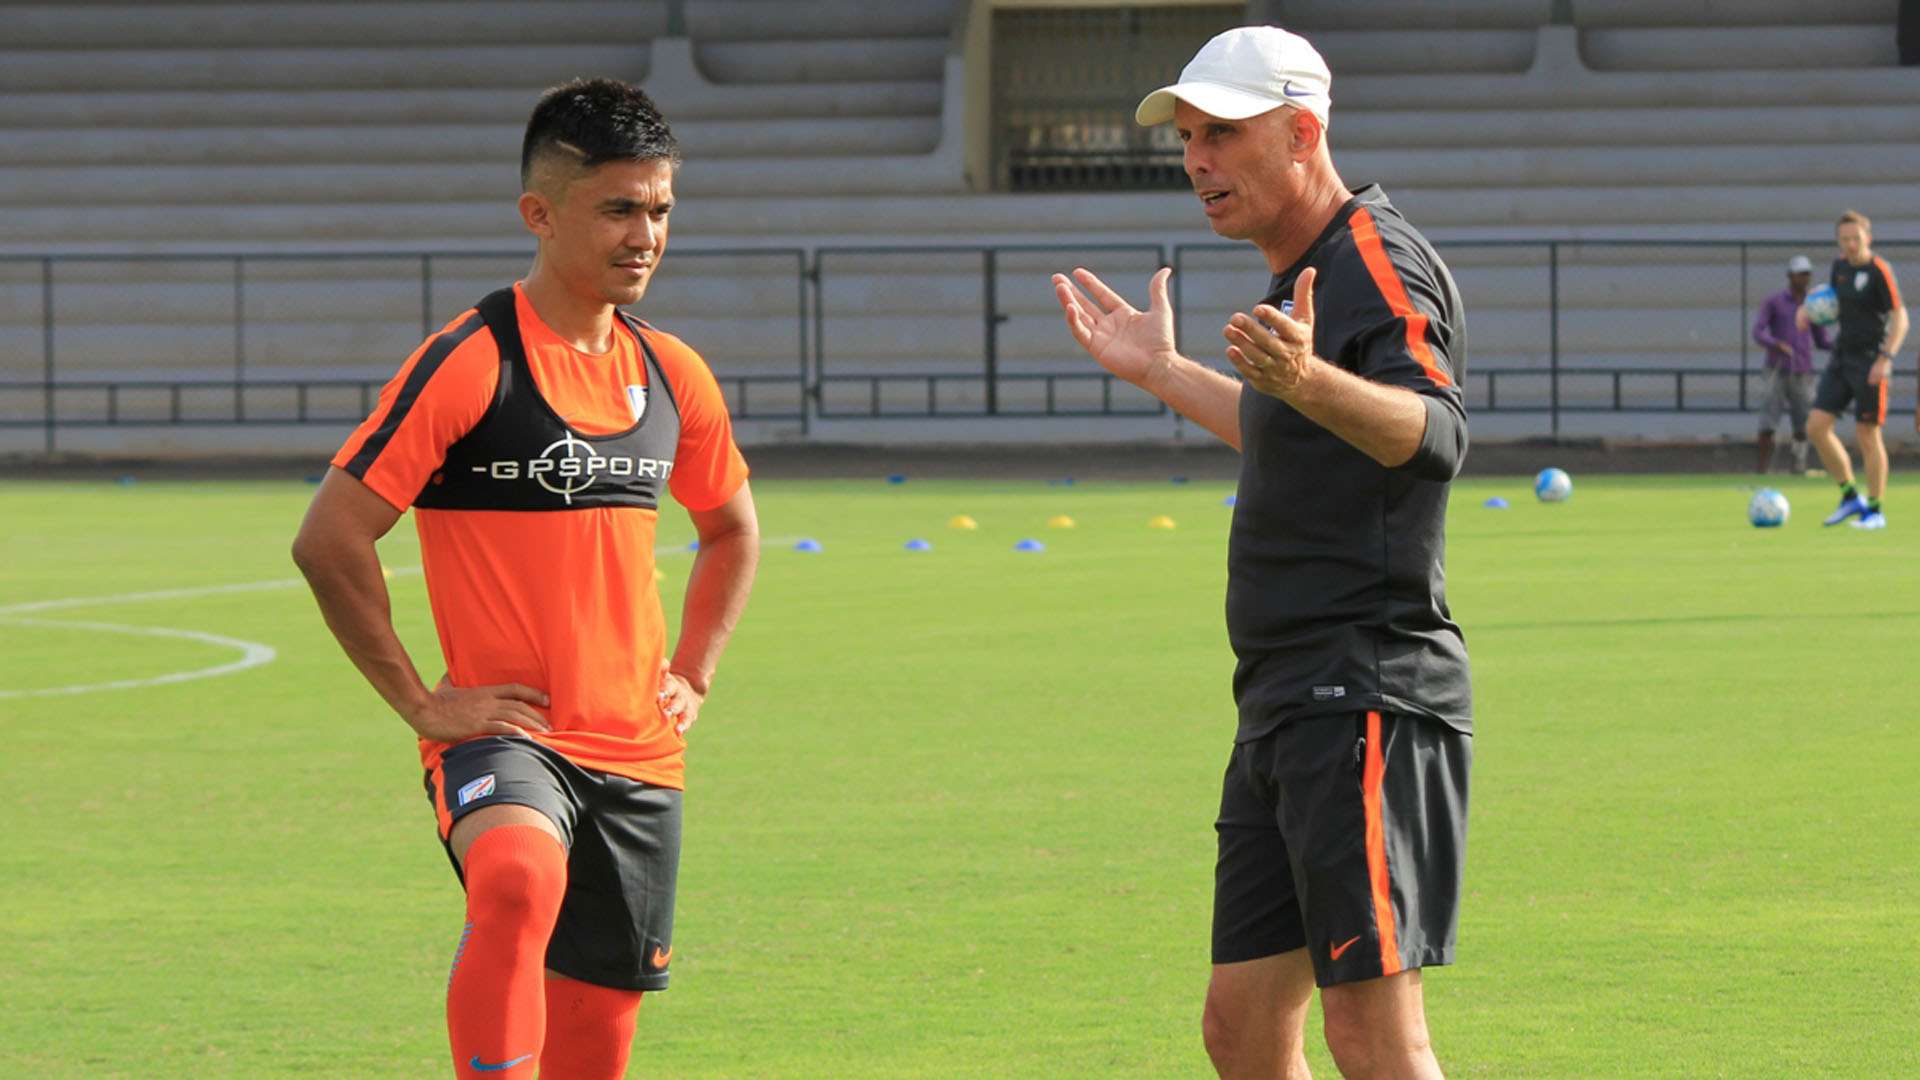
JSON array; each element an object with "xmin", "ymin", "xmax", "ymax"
[{"xmin": 332, "ymin": 282, "xmax": 749, "ymax": 789}]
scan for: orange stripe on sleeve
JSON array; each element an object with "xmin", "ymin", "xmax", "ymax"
[
  {"xmin": 1361, "ymin": 710, "xmax": 1403, "ymax": 977},
  {"xmin": 1349, "ymin": 207, "xmax": 1451, "ymax": 388},
  {"xmin": 1874, "ymin": 256, "xmax": 1902, "ymax": 310}
]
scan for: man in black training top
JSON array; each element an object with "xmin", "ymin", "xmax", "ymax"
[
  {"xmin": 1053, "ymin": 27, "xmax": 1469, "ymax": 1080},
  {"xmin": 1800, "ymin": 208, "xmax": 1907, "ymax": 530}
]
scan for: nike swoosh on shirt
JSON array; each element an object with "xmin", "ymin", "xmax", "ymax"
[{"xmin": 470, "ymin": 1053, "xmax": 533, "ymax": 1072}]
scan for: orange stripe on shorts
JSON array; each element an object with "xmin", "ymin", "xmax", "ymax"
[
  {"xmin": 430, "ymin": 762, "xmax": 453, "ymax": 839},
  {"xmin": 1361, "ymin": 711, "xmax": 1402, "ymax": 976}
]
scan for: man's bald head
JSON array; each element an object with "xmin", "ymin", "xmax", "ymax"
[{"xmin": 520, "ymin": 78, "xmax": 679, "ymax": 198}]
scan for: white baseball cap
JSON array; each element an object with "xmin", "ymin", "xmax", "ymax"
[
  {"xmin": 1135, "ymin": 26, "xmax": 1332, "ymax": 128},
  {"xmin": 1787, "ymin": 255, "xmax": 1813, "ymax": 273}
]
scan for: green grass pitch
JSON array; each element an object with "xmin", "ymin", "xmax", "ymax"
[{"xmin": 2, "ymin": 472, "xmax": 1916, "ymax": 1077}]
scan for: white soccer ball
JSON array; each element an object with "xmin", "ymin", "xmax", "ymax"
[
  {"xmin": 1804, "ymin": 284, "xmax": 1839, "ymax": 327},
  {"xmin": 1749, "ymin": 488, "xmax": 1790, "ymax": 528},
  {"xmin": 1534, "ymin": 467, "xmax": 1572, "ymax": 503}
]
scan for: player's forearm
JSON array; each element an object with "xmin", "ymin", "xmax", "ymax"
[
  {"xmin": 1285, "ymin": 359, "xmax": 1429, "ymax": 469},
  {"xmin": 292, "ymin": 540, "xmax": 432, "ymax": 723},
  {"xmin": 670, "ymin": 527, "xmax": 759, "ymax": 696},
  {"xmin": 1144, "ymin": 353, "xmax": 1244, "ymax": 450},
  {"xmin": 1882, "ymin": 308, "xmax": 1908, "ymax": 356}
]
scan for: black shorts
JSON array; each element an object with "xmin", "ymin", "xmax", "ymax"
[
  {"xmin": 426, "ymin": 736, "xmax": 682, "ymax": 992},
  {"xmin": 1813, "ymin": 353, "xmax": 1888, "ymax": 425},
  {"xmin": 1212, "ymin": 711, "xmax": 1469, "ymax": 987}
]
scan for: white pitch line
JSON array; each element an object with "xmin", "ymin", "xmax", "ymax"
[
  {"xmin": 0, "ymin": 568, "xmax": 420, "ymax": 617},
  {"xmin": 0, "ymin": 537, "xmax": 794, "ymax": 698},
  {"xmin": 0, "ymin": 617, "xmax": 277, "ymax": 699}
]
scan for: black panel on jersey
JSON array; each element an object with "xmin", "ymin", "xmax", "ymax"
[
  {"xmin": 412, "ymin": 288, "xmax": 683, "ymax": 512},
  {"xmin": 1829, "ymin": 257, "xmax": 1898, "ymax": 355},
  {"xmin": 342, "ymin": 310, "xmax": 487, "ymax": 481}
]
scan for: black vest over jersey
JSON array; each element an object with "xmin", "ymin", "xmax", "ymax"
[{"xmin": 413, "ymin": 289, "xmax": 681, "ymax": 511}]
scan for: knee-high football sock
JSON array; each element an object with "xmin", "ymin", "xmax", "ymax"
[
  {"xmin": 446, "ymin": 825, "xmax": 568, "ymax": 1078},
  {"xmin": 539, "ymin": 977, "xmax": 644, "ymax": 1080}
]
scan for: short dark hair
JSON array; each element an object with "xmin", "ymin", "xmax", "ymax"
[{"xmin": 520, "ymin": 78, "xmax": 679, "ymax": 190}]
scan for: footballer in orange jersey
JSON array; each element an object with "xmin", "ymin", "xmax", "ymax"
[{"xmin": 294, "ymin": 79, "xmax": 758, "ymax": 1080}]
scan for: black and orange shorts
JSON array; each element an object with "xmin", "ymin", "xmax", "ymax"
[
  {"xmin": 1813, "ymin": 351, "xmax": 1888, "ymax": 426},
  {"xmin": 1212, "ymin": 711, "xmax": 1469, "ymax": 987},
  {"xmin": 427, "ymin": 735, "xmax": 682, "ymax": 992}
]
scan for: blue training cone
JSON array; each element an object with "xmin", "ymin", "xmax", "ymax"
[
  {"xmin": 1222, "ymin": 495, "xmax": 1237, "ymax": 507},
  {"xmin": 886, "ymin": 474, "xmax": 907, "ymax": 484},
  {"xmin": 1014, "ymin": 538, "xmax": 1046, "ymax": 552},
  {"xmin": 904, "ymin": 538, "xmax": 932, "ymax": 551},
  {"xmin": 1483, "ymin": 496, "xmax": 1510, "ymax": 509},
  {"xmin": 793, "ymin": 538, "xmax": 822, "ymax": 553}
]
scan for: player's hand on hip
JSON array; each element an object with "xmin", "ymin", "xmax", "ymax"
[
  {"xmin": 1052, "ymin": 267, "xmax": 1179, "ymax": 388},
  {"xmin": 406, "ymin": 678, "xmax": 551, "ymax": 741},
  {"xmin": 657, "ymin": 657, "xmax": 704, "ymax": 735},
  {"xmin": 1225, "ymin": 268, "xmax": 1317, "ymax": 400},
  {"xmin": 1869, "ymin": 357, "xmax": 1892, "ymax": 385}
]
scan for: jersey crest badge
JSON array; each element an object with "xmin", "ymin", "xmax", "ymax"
[
  {"xmin": 625, "ymin": 384, "xmax": 648, "ymax": 422},
  {"xmin": 1855, "ymin": 270, "xmax": 1869, "ymax": 291}
]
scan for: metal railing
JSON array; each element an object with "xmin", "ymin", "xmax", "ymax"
[{"xmin": 5, "ymin": 238, "xmax": 1915, "ymax": 452}]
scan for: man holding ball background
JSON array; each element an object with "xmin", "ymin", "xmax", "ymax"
[{"xmin": 1798, "ymin": 209, "xmax": 1908, "ymax": 529}]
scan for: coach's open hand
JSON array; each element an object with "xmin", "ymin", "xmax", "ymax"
[
  {"xmin": 1224, "ymin": 268, "xmax": 1318, "ymax": 400},
  {"xmin": 1052, "ymin": 267, "xmax": 1179, "ymax": 390},
  {"xmin": 407, "ymin": 678, "xmax": 551, "ymax": 741},
  {"xmin": 658, "ymin": 658, "xmax": 704, "ymax": 735}
]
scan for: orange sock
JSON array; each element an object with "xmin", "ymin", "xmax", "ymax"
[
  {"xmin": 539, "ymin": 977, "xmax": 644, "ymax": 1080},
  {"xmin": 446, "ymin": 825, "xmax": 567, "ymax": 1078}
]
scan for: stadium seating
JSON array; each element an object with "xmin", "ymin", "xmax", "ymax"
[{"xmin": 2, "ymin": 0, "xmax": 1917, "ymax": 452}]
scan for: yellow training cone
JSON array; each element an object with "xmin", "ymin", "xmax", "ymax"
[
  {"xmin": 948, "ymin": 515, "xmax": 979, "ymax": 530},
  {"xmin": 1148, "ymin": 515, "xmax": 1177, "ymax": 530},
  {"xmin": 381, "ymin": 567, "xmax": 393, "ymax": 580},
  {"xmin": 1047, "ymin": 515, "xmax": 1076, "ymax": 529},
  {"xmin": 654, "ymin": 568, "xmax": 666, "ymax": 582}
]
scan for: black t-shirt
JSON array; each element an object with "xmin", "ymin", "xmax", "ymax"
[
  {"xmin": 1829, "ymin": 255, "xmax": 1903, "ymax": 356},
  {"xmin": 1227, "ymin": 185, "xmax": 1472, "ymax": 740}
]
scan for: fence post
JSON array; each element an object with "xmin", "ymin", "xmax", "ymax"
[
  {"xmin": 793, "ymin": 251, "xmax": 809, "ymax": 434},
  {"xmin": 1549, "ymin": 241, "xmax": 1560, "ymax": 441},
  {"xmin": 810, "ymin": 253, "xmax": 826, "ymax": 423},
  {"xmin": 983, "ymin": 248, "xmax": 1000, "ymax": 415},
  {"xmin": 41, "ymin": 257, "xmax": 55, "ymax": 454},
  {"xmin": 1170, "ymin": 244, "xmax": 1183, "ymax": 356},
  {"xmin": 233, "ymin": 255, "xmax": 247, "ymax": 422},
  {"xmin": 1738, "ymin": 242, "xmax": 1749, "ymax": 411}
]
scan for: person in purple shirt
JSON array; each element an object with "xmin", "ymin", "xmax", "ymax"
[{"xmin": 1752, "ymin": 254, "xmax": 1832, "ymax": 473}]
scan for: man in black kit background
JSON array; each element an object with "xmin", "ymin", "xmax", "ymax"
[{"xmin": 1053, "ymin": 26, "xmax": 1470, "ymax": 1080}]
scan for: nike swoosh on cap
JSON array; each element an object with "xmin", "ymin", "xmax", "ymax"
[{"xmin": 1282, "ymin": 80, "xmax": 1314, "ymax": 99}]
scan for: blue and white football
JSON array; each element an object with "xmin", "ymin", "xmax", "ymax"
[
  {"xmin": 1748, "ymin": 488, "xmax": 1790, "ymax": 528},
  {"xmin": 1535, "ymin": 467, "xmax": 1573, "ymax": 503},
  {"xmin": 1804, "ymin": 284, "xmax": 1839, "ymax": 327}
]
